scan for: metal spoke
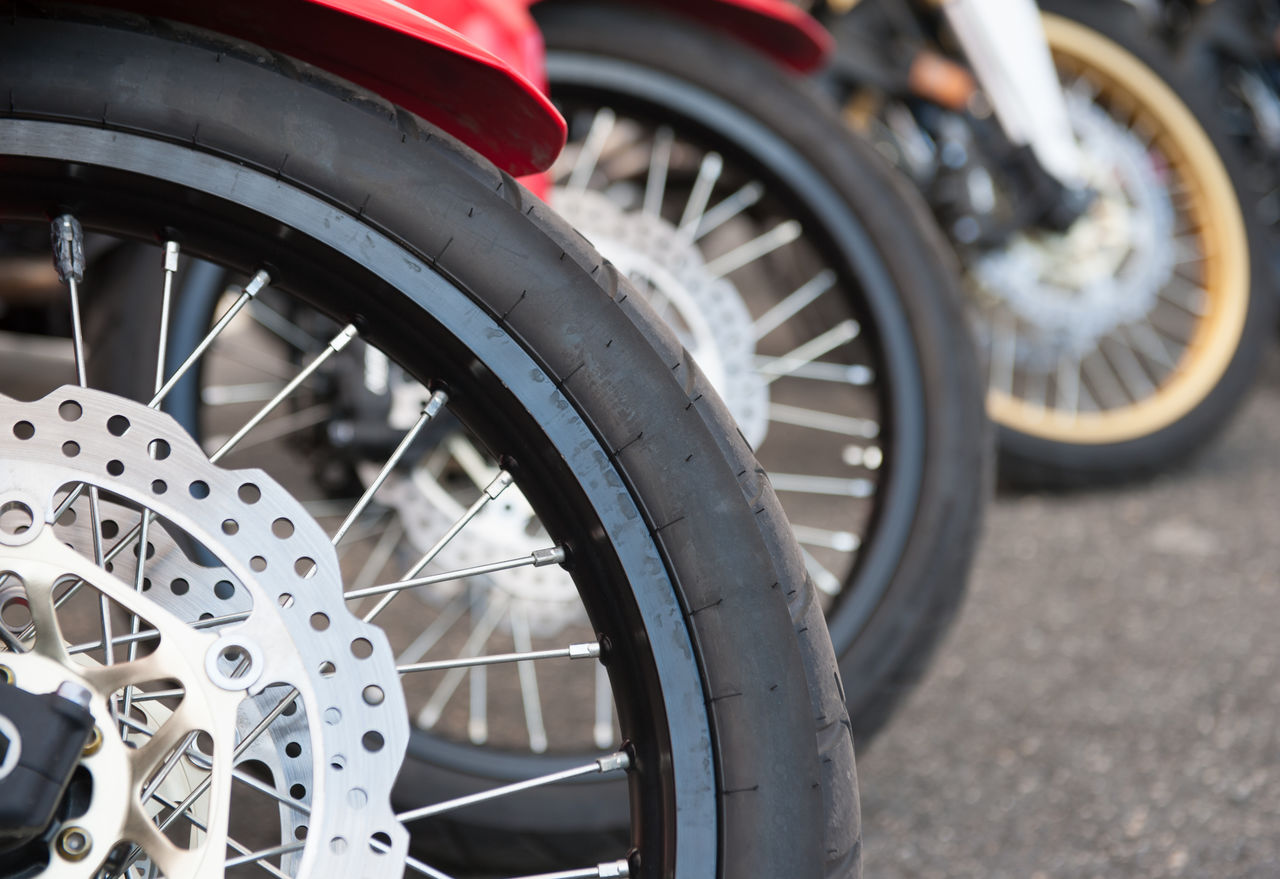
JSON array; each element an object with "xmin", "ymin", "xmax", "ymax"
[
  {"xmin": 566, "ymin": 108, "xmax": 616, "ymax": 192},
  {"xmin": 397, "ymin": 752, "xmax": 630, "ymax": 823},
  {"xmin": 202, "ymin": 381, "xmax": 289, "ymax": 406},
  {"xmin": 394, "ymin": 592, "xmax": 467, "ymax": 667},
  {"xmin": 643, "ymin": 125, "xmax": 673, "ymax": 218},
  {"xmin": 399, "ymin": 641, "xmax": 599, "ymax": 674},
  {"xmin": 800, "ymin": 548, "xmax": 842, "ymax": 596},
  {"xmin": 69, "ymin": 610, "xmax": 248, "ymax": 655},
  {"xmin": 676, "ymin": 152, "xmax": 723, "ymax": 241},
  {"xmin": 210, "ymin": 324, "xmax": 358, "ymax": 464},
  {"xmin": 331, "ymin": 389, "xmax": 447, "ymax": 547},
  {"xmin": 702, "ymin": 220, "xmax": 802, "ymax": 279},
  {"xmin": 767, "ymin": 403, "xmax": 879, "ymax": 439},
  {"xmin": 691, "ymin": 181, "xmax": 764, "ymax": 241},
  {"xmin": 757, "ymin": 320, "xmax": 861, "ymax": 386},
  {"xmin": 468, "ymin": 652, "xmax": 487, "ymax": 745},
  {"xmin": 416, "ymin": 596, "xmax": 508, "ymax": 730},
  {"xmin": 223, "ymin": 840, "xmax": 305, "ymax": 869},
  {"xmin": 509, "ymin": 604, "xmax": 548, "ymax": 753},
  {"xmin": 594, "ymin": 661, "xmax": 613, "ymax": 751},
  {"xmin": 204, "ymin": 403, "xmax": 332, "ymax": 456},
  {"xmin": 751, "ymin": 270, "xmax": 837, "ymax": 340},
  {"xmin": 503, "ymin": 861, "xmax": 630, "ymax": 879},
  {"xmin": 152, "ymin": 270, "xmax": 270, "ymax": 407},
  {"xmin": 751, "ymin": 357, "xmax": 873, "ymax": 386},
  {"xmin": 791, "ymin": 524, "xmax": 862, "ymax": 554},
  {"xmin": 989, "ymin": 311, "xmax": 1018, "ymax": 397},
  {"xmin": 1104, "ymin": 333, "xmax": 1156, "ymax": 401},
  {"xmin": 768, "ymin": 474, "xmax": 874, "ymax": 499},
  {"xmin": 1126, "ymin": 322, "xmax": 1178, "ymax": 372},
  {"xmin": 347, "ymin": 547, "xmax": 565, "ymax": 605},
  {"xmin": 361, "ymin": 467, "xmax": 510, "ymax": 621},
  {"xmin": 1055, "ymin": 353, "xmax": 1082, "ymax": 418},
  {"xmin": 231, "ymin": 767, "xmax": 311, "ymax": 816}
]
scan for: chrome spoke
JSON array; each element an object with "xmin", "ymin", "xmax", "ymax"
[
  {"xmin": 567, "ymin": 108, "xmax": 616, "ymax": 192},
  {"xmin": 416, "ymin": 596, "xmax": 507, "ymax": 730},
  {"xmin": 800, "ymin": 548, "xmax": 842, "ymax": 597},
  {"xmin": 676, "ymin": 151, "xmax": 723, "ymax": 241},
  {"xmin": 361, "ymin": 470, "xmax": 513, "ymax": 624},
  {"xmin": 398, "ymin": 641, "xmax": 600, "ymax": 674},
  {"xmin": 594, "ymin": 660, "xmax": 613, "ymax": 750},
  {"xmin": 397, "ymin": 752, "xmax": 630, "ymax": 824},
  {"xmin": 792, "ymin": 524, "xmax": 862, "ymax": 554},
  {"xmin": 503, "ymin": 863, "xmax": 631, "ymax": 879},
  {"xmin": 1055, "ymin": 353, "xmax": 1082, "ymax": 418},
  {"xmin": 331, "ymin": 389, "xmax": 446, "ymax": 547},
  {"xmin": 757, "ymin": 320, "xmax": 861, "ymax": 386},
  {"xmin": 691, "ymin": 180, "xmax": 764, "ymax": 241},
  {"xmin": 509, "ymin": 604, "xmax": 548, "ymax": 754},
  {"xmin": 702, "ymin": 220, "xmax": 802, "ymax": 279},
  {"xmin": 768, "ymin": 473, "xmax": 874, "ymax": 499},
  {"xmin": 767, "ymin": 403, "xmax": 879, "ymax": 439},
  {"xmin": 210, "ymin": 324, "xmax": 358, "ymax": 464},
  {"xmin": 223, "ymin": 841, "xmax": 306, "ymax": 870},
  {"xmin": 752, "ymin": 270, "xmax": 838, "ymax": 340},
  {"xmin": 394, "ymin": 592, "xmax": 468, "ymax": 667},
  {"xmin": 346, "ymin": 547, "xmax": 565, "ymax": 605},
  {"xmin": 751, "ymin": 357, "xmax": 873, "ymax": 387},
  {"xmin": 643, "ymin": 125, "xmax": 673, "ymax": 218}
]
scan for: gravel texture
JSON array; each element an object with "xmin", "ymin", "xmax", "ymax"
[{"xmin": 858, "ymin": 347, "xmax": 1280, "ymax": 879}]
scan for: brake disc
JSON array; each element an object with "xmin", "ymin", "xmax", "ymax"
[
  {"xmin": 969, "ymin": 89, "xmax": 1176, "ymax": 366},
  {"xmin": 0, "ymin": 386, "xmax": 408, "ymax": 877}
]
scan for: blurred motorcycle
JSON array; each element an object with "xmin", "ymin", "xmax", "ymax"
[{"xmin": 815, "ymin": 0, "xmax": 1275, "ymax": 487}]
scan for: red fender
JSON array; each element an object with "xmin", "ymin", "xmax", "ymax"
[{"xmin": 71, "ymin": 0, "xmax": 567, "ymax": 176}]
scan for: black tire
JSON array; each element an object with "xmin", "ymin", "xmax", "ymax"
[
  {"xmin": 535, "ymin": 0, "xmax": 990, "ymax": 749},
  {"xmin": 0, "ymin": 8, "xmax": 856, "ymax": 879},
  {"xmin": 997, "ymin": 0, "xmax": 1276, "ymax": 487}
]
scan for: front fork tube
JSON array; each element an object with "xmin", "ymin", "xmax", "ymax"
[{"xmin": 938, "ymin": 0, "xmax": 1086, "ymax": 190}]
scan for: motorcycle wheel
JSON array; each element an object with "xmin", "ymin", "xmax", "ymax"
[
  {"xmin": 534, "ymin": 1, "xmax": 989, "ymax": 749},
  {"xmin": 0, "ymin": 9, "xmax": 855, "ymax": 879},
  {"xmin": 984, "ymin": 2, "xmax": 1274, "ymax": 486}
]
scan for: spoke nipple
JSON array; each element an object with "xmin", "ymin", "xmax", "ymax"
[
  {"xmin": 50, "ymin": 215, "xmax": 85, "ymax": 284},
  {"xmin": 243, "ymin": 270, "xmax": 271, "ymax": 298},
  {"xmin": 598, "ymin": 859, "xmax": 630, "ymax": 878},
  {"xmin": 569, "ymin": 642, "xmax": 601, "ymax": 660},
  {"xmin": 55, "ymin": 681, "xmax": 93, "ymax": 710},
  {"xmin": 331, "ymin": 324, "xmax": 360, "ymax": 352},
  {"xmin": 596, "ymin": 751, "xmax": 630, "ymax": 774},
  {"xmin": 424, "ymin": 388, "xmax": 449, "ymax": 419},
  {"xmin": 55, "ymin": 826, "xmax": 92, "ymax": 861},
  {"xmin": 531, "ymin": 546, "xmax": 566, "ymax": 567},
  {"xmin": 163, "ymin": 240, "xmax": 181, "ymax": 273},
  {"xmin": 485, "ymin": 470, "xmax": 515, "ymax": 499}
]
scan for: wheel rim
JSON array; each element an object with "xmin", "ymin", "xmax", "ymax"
[
  {"xmin": 0, "ymin": 118, "xmax": 718, "ymax": 877},
  {"xmin": 976, "ymin": 13, "xmax": 1250, "ymax": 445}
]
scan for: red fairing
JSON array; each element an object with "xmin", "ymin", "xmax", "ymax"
[{"xmin": 72, "ymin": 0, "xmax": 567, "ymax": 176}]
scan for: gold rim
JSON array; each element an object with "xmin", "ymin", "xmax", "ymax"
[{"xmin": 984, "ymin": 13, "xmax": 1250, "ymax": 445}]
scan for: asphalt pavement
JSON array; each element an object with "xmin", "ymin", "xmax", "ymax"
[{"xmin": 858, "ymin": 347, "xmax": 1280, "ymax": 878}]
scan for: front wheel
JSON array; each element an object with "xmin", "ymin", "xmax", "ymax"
[
  {"xmin": 983, "ymin": 2, "xmax": 1275, "ymax": 486},
  {"xmin": 0, "ymin": 10, "xmax": 852, "ymax": 879}
]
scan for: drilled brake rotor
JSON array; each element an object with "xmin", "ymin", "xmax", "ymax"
[{"xmin": 0, "ymin": 386, "xmax": 408, "ymax": 877}]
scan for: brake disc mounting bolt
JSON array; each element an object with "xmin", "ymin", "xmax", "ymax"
[
  {"xmin": 0, "ymin": 665, "xmax": 12, "ymax": 685},
  {"xmin": 82, "ymin": 725, "xmax": 103, "ymax": 757},
  {"xmin": 56, "ymin": 826, "xmax": 91, "ymax": 861}
]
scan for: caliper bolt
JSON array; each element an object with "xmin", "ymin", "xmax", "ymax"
[
  {"xmin": 56, "ymin": 826, "xmax": 92, "ymax": 861},
  {"xmin": 82, "ymin": 725, "xmax": 103, "ymax": 757}
]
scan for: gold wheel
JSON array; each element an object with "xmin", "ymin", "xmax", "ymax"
[{"xmin": 976, "ymin": 13, "xmax": 1250, "ymax": 445}]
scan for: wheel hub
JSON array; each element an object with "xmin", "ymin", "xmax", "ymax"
[{"xmin": 970, "ymin": 89, "xmax": 1176, "ymax": 366}]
